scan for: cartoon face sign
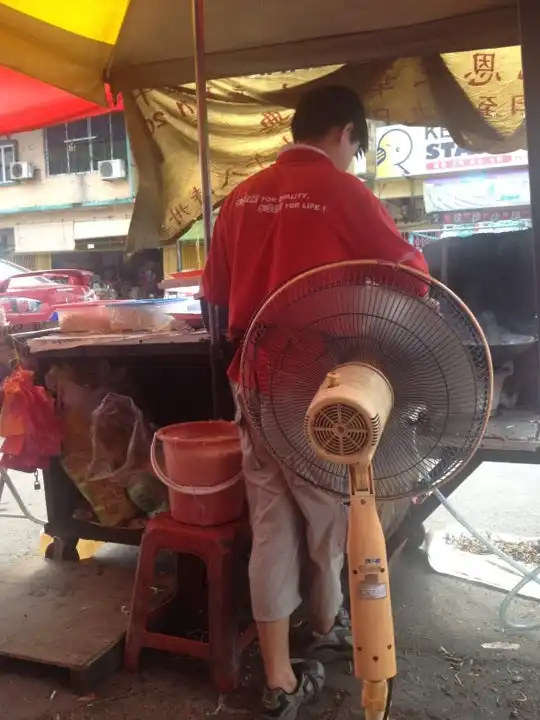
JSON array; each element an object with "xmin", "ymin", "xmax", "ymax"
[{"xmin": 376, "ymin": 128, "xmax": 414, "ymax": 176}]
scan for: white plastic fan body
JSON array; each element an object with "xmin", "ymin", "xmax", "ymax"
[
  {"xmin": 306, "ymin": 363, "xmax": 393, "ymax": 465},
  {"xmin": 308, "ymin": 364, "xmax": 396, "ymax": 719}
]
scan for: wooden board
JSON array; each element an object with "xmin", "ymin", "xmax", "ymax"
[
  {"xmin": 482, "ymin": 410, "xmax": 540, "ymax": 452},
  {"xmin": 27, "ymin": 330, "xmax": 209, "ymax": 354},
  {"xmin": 0, "ymin": 552, "xmax": 172, "ymax": 690}
]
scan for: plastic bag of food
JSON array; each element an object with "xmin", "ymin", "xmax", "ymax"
[
  {"xmin": 58, "ymin": 304, "xmax": 111, "ymax": 334},
  {"xmin": 0, "ymin": 367, "xmax": 62, "ymax": 471},
  {"xmin": 127, "ymin": 471, "xmax": 169, "ymax": 516},
  {"xmin": 87, "ymin": 393, "xmax": 153, "ymax": 486},
  {"xmin": 60, "ymin": 405, "xmax": 139, "ymax": 527},
  {"xmin": 47, "ymin": 365, "xmax": 139, "ymax": 527}
]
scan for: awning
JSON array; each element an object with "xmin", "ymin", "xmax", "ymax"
[
  {"xmin": 0, "ymin": 1, "xmax": 518, "ymax": 103},
  {"xmin": 0, "ymin": 67, "xmax": 122, "ymax": 135}
]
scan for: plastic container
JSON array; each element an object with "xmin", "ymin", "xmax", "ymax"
[
  {"xmin": 144, "ymin": 297, "xmax": 201, "ymax": 315},
  {"xmin": 170, "ymin": 269, "xmax": 202, "ymax": 287},
  {"xmin": 151, "ymin": 420, "xmax": 245, "ymax": 526},
  {"xmin": 107, "ymin": 301, "xmax": 174, "ymax": 332}
]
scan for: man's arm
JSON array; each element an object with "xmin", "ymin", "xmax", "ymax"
[{"xmin": 343, "ymin": 177, "xmax": 429, "ymax": 293}]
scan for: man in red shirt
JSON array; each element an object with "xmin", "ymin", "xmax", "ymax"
[{"xmin": 202, "ymin": 86, "xmax": 428, "ymax": 720}]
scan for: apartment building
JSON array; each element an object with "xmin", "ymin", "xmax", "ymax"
[{"xmin": 0, "ymin": 112, "xmax": 135, "ymax": 275}]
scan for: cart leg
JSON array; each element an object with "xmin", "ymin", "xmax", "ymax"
[
  {"xmin": 208, "ymin": 550, "xmax": 240, "ymax": 693},
  {"xmin": 405, "ymin": 521, "xmax": 427, "ymax": 550},
  {"xmin": 1, "ymin": 470, "xmax": 46, "ymax": 525},
  {"xmin": 45, "ymin": 536, "xmax": 80, "ymax": 562}
]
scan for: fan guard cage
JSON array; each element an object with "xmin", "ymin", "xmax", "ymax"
[{"xmin": 239, "ymin": 260, "xmax": 493, "ymax": 500}]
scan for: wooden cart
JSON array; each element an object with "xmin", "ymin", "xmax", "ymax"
[{"xmin": 19, "ymin": 327, "xmax": 540, "ymax": 561}]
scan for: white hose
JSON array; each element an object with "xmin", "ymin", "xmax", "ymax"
[{"xmin": 433, "ymin": 489, "xmax": 540, "ymax": 632}]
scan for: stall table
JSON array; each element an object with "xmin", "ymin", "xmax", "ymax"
[
  {"xmin": 387, "ymin": 408, "xmax": 540, "ymax": 555},
  {"xmin": 23, "ymin": 328, "xmax": 540, "ymax": 560}
]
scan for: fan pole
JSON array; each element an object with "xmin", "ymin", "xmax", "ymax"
[{"xmin": 348, "ymin": 466, "xmax": 397, "ymax": 720}]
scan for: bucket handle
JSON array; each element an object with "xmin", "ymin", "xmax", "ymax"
[{"xmin": 151, "ymin": 433, "xmax": 243, "ymax": 495}]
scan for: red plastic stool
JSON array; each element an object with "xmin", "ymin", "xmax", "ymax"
[{"xmin": 124, "ymin": 513, "xmax": 256, "ymax": 692}]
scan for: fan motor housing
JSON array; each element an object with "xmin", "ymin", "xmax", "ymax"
[{"xmin": 305, "ymin": 363, "xmax": 394, "ymax": 466}]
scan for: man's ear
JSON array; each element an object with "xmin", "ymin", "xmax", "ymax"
[{"xmin": 342, "ymin": 122, "xmax": 354, "ymax": 141}]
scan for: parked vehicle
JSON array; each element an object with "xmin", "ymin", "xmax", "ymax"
[{"xmin": 0, "ymin": 259, "xmax": 96, "ymax": 330}]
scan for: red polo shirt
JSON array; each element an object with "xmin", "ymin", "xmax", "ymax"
[{"xmin": 202, "ymin": 146, "xmax": 429, "ymax": 382}]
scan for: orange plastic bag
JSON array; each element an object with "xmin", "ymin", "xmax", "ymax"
[{"xmin": 0, "ymin": 367, "xmax": 62, "ymax": 471}]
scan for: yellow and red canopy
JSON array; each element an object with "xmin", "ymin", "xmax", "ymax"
[{"xmin": 0, "ymin": 0, "xmax": 519, "ymax": 103}]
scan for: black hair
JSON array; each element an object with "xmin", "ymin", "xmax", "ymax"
[{"xmin": 291, "ymin": 85, "xmax": 368, "ymax": 154}]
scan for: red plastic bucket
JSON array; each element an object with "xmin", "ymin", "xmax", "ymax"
[{"xmin": 151, "ymin": 420, "xmax": 245, "ymax": 526}]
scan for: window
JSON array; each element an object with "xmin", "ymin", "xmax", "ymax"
[
  {"xmin": 45, "ymin": 113, "xmax": 128, "ymax": 176},
  {"xmin": 0, "ymin": 144, "xmax": 15, "ymax": 184}
]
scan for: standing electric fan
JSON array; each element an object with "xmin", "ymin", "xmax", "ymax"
[{"xmin": 239, "ymin": 260, "xmax": 493, "ymax": 720}]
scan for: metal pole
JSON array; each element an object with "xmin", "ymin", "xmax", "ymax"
[
  {"xmin": 519, "ymin": 0, "xmax": 540, "ymax": 408},
  {"xmin": 440, "ymin": 236, "xmax": 449, "ymax": 286},
  {"xmin": 191, "ymin": 0, "xmax": 220, "ymax": 418}
]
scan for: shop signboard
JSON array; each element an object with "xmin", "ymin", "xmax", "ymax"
[
  {"xmin": 431, "ymin": 207, "xmax": 531, "ymax": 225},
  {"xmin": 423, "ymin": 170, "xmax": 530, "ymax": 213},
  {"xmin": 376, "ymin": 125, "xmax": 528, "ymax": 180}
]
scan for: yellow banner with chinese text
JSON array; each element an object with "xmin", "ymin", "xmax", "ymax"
[{"xmin": 125, "ymin": 48, "xmax": 526, "ymax": 251}]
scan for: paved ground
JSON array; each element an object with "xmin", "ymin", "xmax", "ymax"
[{"xmin": 1, "ymin": 464, "xmax": 539, "ymax": 720}]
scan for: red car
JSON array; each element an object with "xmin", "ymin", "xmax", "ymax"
[{"xmin": 0, "ymin": 260, "xmax": 96, "ymax": 331}]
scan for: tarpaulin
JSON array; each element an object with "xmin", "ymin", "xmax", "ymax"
[
  {"xmin": 0, "ymin": 67, "xmax": 122, "ymax": 135},
  {"xmin": 125, "ymin": 48, "xmax": 526, "ymax": 250}
]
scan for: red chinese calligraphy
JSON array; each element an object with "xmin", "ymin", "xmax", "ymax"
[
  {"xmin": 260, "ymin": 111, "xmax": 290, "ymax": 133},
  {"xmin": 134, "ymin": 89, "xmax": 152, "ymax": 106},
  {"xmin": 169, "ymin": 203, "xmax": 190, "ymax": 227},
  {"xmin": 372, "ymin": 72, "xmax": 397, "ymax": 98},
  {"xmin": 477, "ymin": 96, "xmax": 498, "ymax": 119},
  {"xmin": 146, "ymin": 110, "xmax": 169, "ymax": 135},
  {"xmin": 190, "ymin": 187, "xmax": 203, "ymax": 206},
  {"xmin": 246, "ymin": 153, "xmax": 271, "ymax": 171},
  {"xmin": 465, "ymin": 52, "xmax": 502, "ymax": 86},
  {"xmin": 176, "ymin": 101, "xmax": 196, "ymax": 119},
  {"xmin": 214, "ymin": 167, "xmax": 248, "ymax": 190},
  {"xmin": 511, "ymin": 94, "xmax": 526, "ymax": 116}
]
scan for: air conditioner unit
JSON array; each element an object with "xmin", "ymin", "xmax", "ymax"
[
  {"xmin": 98, "ymin": 159, "xmax": 126, "ymax": 181},
  {"xmin": 10, "ymin": 162, "xmax": 34, "ymax": 181}
]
